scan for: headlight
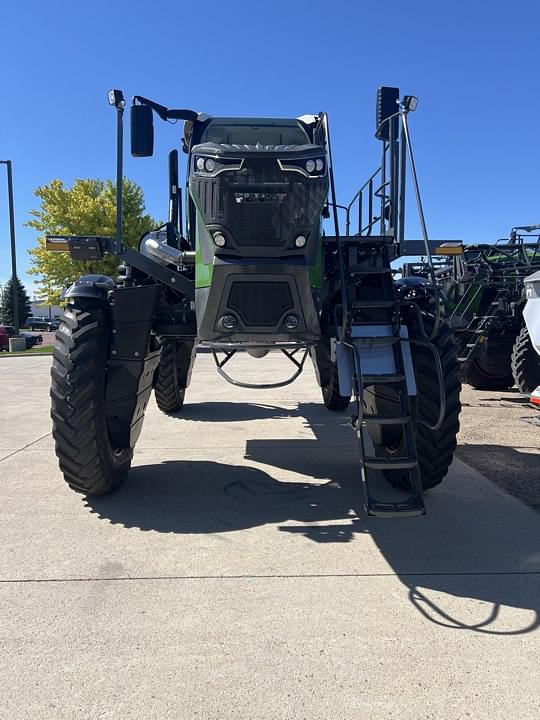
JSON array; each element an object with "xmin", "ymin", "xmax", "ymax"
[
  {"xmin": 277, "ymin": 157, "xmax": 326, "ymax": 178},
  {"xmin": 193, "ymin": 155, "xmax": 244, "ymax": 176}
]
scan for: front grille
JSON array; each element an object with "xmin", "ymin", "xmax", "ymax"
[
  {"xmin": 191, "ymin": 156, "xmax": 327, "ymax": 251},
  {"xmin": 227, "ymin": 282, "xmax": 294, "ymax": 326}
]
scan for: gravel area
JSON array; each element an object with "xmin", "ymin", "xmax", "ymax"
[{"xmin": 456, "ymin": 384, "xmax": 540, "ymax": 509}]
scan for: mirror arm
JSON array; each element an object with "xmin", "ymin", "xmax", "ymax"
[
  {"xmin": 133, "ymin": 95, "xmax": 168, "ymax": 120},
  {"xmin": 167, "ymin": 108, "xmax": 199, "ymax": 122},
  {"xmin": 133, "ymin": 95, "xmax": 198, "ymax": 123}
]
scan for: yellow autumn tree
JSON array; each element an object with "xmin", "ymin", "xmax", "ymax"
[{"xmin": 27, "ymin": 178, "xmax": 158, "ymax": 304}]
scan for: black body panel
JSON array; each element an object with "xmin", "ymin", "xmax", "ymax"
[
  {"xmin": 104, "ymin": 285, "xmax": 162, "ymax": 448},
  {"xmin": 196, "ymin": 257, "xmax": 320, "ymax": 344}
]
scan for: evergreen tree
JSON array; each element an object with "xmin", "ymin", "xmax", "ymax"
[{"xmin": 0, "ymin": 276, "xmax": 32, "ymax": 326}]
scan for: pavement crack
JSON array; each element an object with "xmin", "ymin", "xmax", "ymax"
[
  {"xmin": 0, "ymin": 432, "xmax": 52, "ymax": 463},
  {"xmin": 0, "ymin": 571, "xmax": 539, "ymax": 585}
]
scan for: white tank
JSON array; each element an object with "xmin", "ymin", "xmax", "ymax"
[{"xmin": 524, "ymin": 270, "xmax": 540, "ymax": 356}]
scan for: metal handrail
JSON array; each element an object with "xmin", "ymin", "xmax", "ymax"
[{"xmin": 337, "ymin": 100, "xmax": 441, "ymax": 339}]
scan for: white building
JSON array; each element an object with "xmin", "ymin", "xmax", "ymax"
[{"xmin": 30, "ymin": 298, "xmax": 63, "ymax": 319}]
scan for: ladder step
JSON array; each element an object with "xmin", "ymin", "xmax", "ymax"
[
  {"xmin": 362, "ymin": 415, "xmax": 411, "ymax": 425},
  {"xmin": 351, "ymin": 300, "xmax": 395, "ymax": 308},
  {"xmin": 356, "ymin": 336, "xmax": 400, "ymax": 345},
  {"xmin": 367, "ymin": 499, "xmax": 425, "ymax": 518},
  {"xmin": 362, "ymin": 373, "xmax": 405, "ymax": 384},
  {"xmin": 338, "ymin": 235, "xmax": 393, "ymax": 245},
  {"xmin": 364, "ymin": 457, "xmax": 417, "ymax": 470},
  {"xmin": 349, "ymin": 267, "xmax": 393, "ymax": 275}
]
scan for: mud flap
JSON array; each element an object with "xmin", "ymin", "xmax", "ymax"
[{"xmin": 105, "ymin": 284, "xmax": 162, "ymax": 448}]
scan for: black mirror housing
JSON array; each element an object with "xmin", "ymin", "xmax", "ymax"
[{"xmin": 131, "ymin": 104, "xmax": 154, "ymax": 157}]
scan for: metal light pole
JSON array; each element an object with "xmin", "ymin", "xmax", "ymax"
[{"xmin": 0, "ymin": 160, "xmax": 19, "ymax": 334}]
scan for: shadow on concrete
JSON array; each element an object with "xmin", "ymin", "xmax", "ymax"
[
  {"xmin": 170, "ymin": 401, "xmax": 303, "ymax": 423},
  {"xmin": 456, "ymin": 443, "xmax": 540, "ymax": 510},
  {"xmin": 464, "ymin": 396, "xmax": 531, "ymax": 406},
  {"xmin": 87, "ymin": 402, "xmax": 540, "ymax": 635}
]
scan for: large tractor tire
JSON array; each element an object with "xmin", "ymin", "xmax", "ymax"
[
  {"xmin": 50, "ymin": 297, "xmax": 132, "ymax": 495},
  {"xmin": 366, "ymin": 315, "xmax": 461, "ymax": 491},
  {"xmin": 154, "ymin": 339, "xmax": 194, "ymax": 414},
  {"xmin": 511, "ymin": 326, "xmax": 540, "ymax": 394},
  {"xmin": 463, "ymin": 357, "xmax": 514, "ymax": 391}
]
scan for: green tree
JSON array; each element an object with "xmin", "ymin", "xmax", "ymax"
[
  {"xmin": 0, "ymin": 276, "xmax": 32, "ymax": 325},
  {"xmin": 27, "ymin": 178, "xmax": 158, "ymax": 305}
]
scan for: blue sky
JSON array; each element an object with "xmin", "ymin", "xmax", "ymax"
[{"xmin": 1, "ymin": 0, "xmax": 539, "ymax": 294}]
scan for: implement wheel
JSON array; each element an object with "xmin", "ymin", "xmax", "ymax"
[
  {"xmin": 50, "ymin": 297, "xmax": 132, "ymax": 495},
  {"xmin": 463, "ymin": 357, "xmax": 514, "ymax": 391},
  {"xmin": 511, "ymin": 326, "xmax": 540, "ymax": 394}
]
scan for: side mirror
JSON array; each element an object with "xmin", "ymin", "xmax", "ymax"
[
  {"xmin": 131, "ymin": 104, "xmax": 154, "ymax": 157},
  {"xmin": 375, "ymin": 86, "xmax": 399, "ymax": 141}
]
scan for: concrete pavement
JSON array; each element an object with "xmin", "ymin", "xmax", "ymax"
[{"xmin": 0, "ymin": 353, "xmax": 538, "ymax": 719}]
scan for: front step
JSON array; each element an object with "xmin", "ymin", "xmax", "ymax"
[
  {"xmin": 362, "ymin": 373, "xmax": 405, "ymax": 384},
  {"xmin": 368, "ymin": 500, "xmax": 425, "ymax": 518},
  {"xmin": 362, "ymin": 414, "xmax": 411, "ymax": 425},
  {"xmin": 363, "ymin": 457, "xmax": 418, "ymax": 470}
]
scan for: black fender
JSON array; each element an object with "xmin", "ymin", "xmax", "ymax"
[
  {"xmin": 63, "ymin": 275, "xmax": 116, "ymax": 300},
  {"xmin": 394, "ymin": 276, "xmax": 435, "ymax": 311}
]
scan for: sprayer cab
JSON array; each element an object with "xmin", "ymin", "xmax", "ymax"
[
  {"xmin": 130, "ymin": 102, "xmax": 330, "ymax": 344},
  {"xmin": 186, "ymin": 116, "xmax": 329, "ymax": 343}
]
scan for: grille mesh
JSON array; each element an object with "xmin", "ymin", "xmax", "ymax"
[{"xmin": 227, "ymin": 282, "xmax": 294, "ymax": 326}]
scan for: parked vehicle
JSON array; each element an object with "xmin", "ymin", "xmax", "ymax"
[
  {"xmin": 0, "ymin": 325, "xmax": 9, "ymax": 351},
  {"xmin": 0, "ymin": 325, "xmax": 43, "ymax": 351},
  {"xmin": 403, "ymin": 230, "xmax": 540, "ymax": 392},
  {"xmin": 25, "ymin": 316, "xmax": 59, "ymax": 331},
  {"xmin": 4, "ymin": 326, "xmax": 43, "ymax": 349},
  {"xmin": 522, "ymin": 270, "xmax": 540, "ymax": 403}
]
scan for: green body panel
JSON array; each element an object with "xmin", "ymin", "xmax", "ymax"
[
  {"xmin": 192, "ymin": 197, "xmax": 213, "ymax": 289},
  {"xmin": 444, "ymin": 282, "xmax": 483, "ymax": 316}
]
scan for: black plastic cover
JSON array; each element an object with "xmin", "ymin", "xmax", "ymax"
[{"xmin": 376, "ymin": 87, "xmax": 399, "ymax": 141}]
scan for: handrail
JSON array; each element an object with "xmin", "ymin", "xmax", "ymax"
[{"xmin": 337, "ymin": 96, "xmax": 441, "ymax": 339}]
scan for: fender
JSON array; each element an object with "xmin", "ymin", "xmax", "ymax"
[{"xmin": 62, "ymin": 275, "xmax": 115, "ymax": 300}]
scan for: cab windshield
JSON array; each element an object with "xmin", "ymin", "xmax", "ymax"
[{"xmin": 200, "ymin": 120, "xmax": 310, "ymax": 146}]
